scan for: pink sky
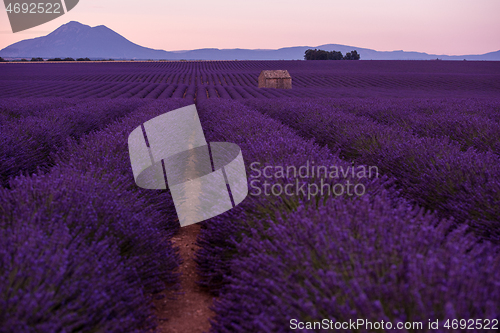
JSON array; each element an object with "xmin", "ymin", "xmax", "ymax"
[{"xmin": 1, "ymin": 0, "xmax": 499, "ymax": 55}]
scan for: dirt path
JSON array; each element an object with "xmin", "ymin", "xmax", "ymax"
[{"xmin": 154, "ymin": 223, "xmax": 216, "ymax": 333}]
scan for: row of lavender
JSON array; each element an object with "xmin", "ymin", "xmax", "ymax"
[
  {"xmin": 309, "ymin": 98, "xmax": 500, "ymax": 153},
  {"xmin": 34, "ymin": 71, "xmax": 260, "ymax": 86},
  {"xmin": 243, "ymin": 98, "xmax": 500, "ymax": 243},
  {"xmin": 0, "ymin": 99, "xmax": 191, "ymax": 331},
  {"xmin": 0, "ymin": 82, "xmax": 322, "ymax": 100},
  {"xmin": 1, "ymin": 60, "xmax": 499, "ymax": 100},
  {"xmin": 194, "ymin": 99, "xmax": 500, "ymax": 332},
  {"xmin": 2, "ymin": 60, "xmax": 499, "ymax": 79},
  {"xmin": 0, "ymin": 80, "xmax": 351, "ymax": 99},
  {"xmin": 3, "ymin": 69, "xmax": 492, "ymax": 91},
  {"xmin": 0, "ymin": 98, "xmax": 147, "ymax": 187}
]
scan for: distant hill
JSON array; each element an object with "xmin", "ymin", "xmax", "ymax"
[
  {"xmin": 0, "ymin": 21, "xmax": 168, "ymax": 59},
  {"xmin": 1, "ymin": 21, "xmax": 499, "ymax": 61}
]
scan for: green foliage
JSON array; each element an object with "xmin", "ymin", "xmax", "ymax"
[
  {"xmin": 344, "ymin": 50, "xmax": 361, "ymax": 60},
  {"xmin": 304, "ymin": 48, "xmax": 360, "ymax": 60}
]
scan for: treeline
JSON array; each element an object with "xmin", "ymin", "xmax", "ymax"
[
  {"xmin": 0, "ymin": 57, "xmax": 115, "ymax": 62},
  {"xmin": 304, "ymin": 49, "xmax": 360, "ymax": 60}
]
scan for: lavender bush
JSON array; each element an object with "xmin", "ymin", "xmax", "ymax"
[
  {"xmin": 0, "ymin": 98, "xmax": 146, "ymax": 187},
  {"xmin": 1, "ymin": 99, "xmax": 192, "ymax": 331},
  {"xmin": 0, "ymin": 220, "xmax": 153, "ymax": 333},
  {"xmin": 53, "ymin": 99, "xmax": 193, "ymax": 234},
  {"xmin": 194, "ymin": 99, "xmax": 500, "ymax": 332},
  {"xmin": 311, "ymin": 98, "xmax": 500, "ymax": 154},
  {"xmin": 245, "ymin": 99, "xmax": 500, "ymax": 242},
  {"xmin": 0, "ymin": 169, "xmax": 163, "ymax": 332},
  {"xmin": 211, "ymin": 192, "xmax": 500, "ymax": 333},
  {"xmin": 0, "ymin": 98, "xmax": 85, "ymax": 124},
  {"xmin": 195, "ymin": 99, "xmax": 392, "ymax": 294}
]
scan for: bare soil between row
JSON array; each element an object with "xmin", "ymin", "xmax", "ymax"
[{"xmin": 154, "ymin": 224, "xmax": 216, "ymax": 333}]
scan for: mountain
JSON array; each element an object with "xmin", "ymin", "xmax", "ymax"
[
  {"xmin": 0, "ymin": 21, "xmax": 169, "ymax": 59},
  {"xmin": 1, "ymin": 21, "xmax": 499, "ymax": 61}
]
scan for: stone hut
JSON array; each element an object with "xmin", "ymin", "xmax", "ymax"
[{"xmin": 258, "ymin": 70, "xmax": 292, "ymax": 89}]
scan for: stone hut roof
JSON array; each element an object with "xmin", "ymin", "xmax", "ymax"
[{"xmin": 259, "ymin": 70, "xmax": 291, "ymax": 79}]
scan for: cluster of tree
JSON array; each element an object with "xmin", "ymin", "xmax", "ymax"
[
  {"xmin": 46, "ymin": 58, "xmax": 112, "ymax": 61},
  {"xmin": 0, "ymin": 57, "xmax": 99, "ymax": 62},
  {"xmin": 344, "ymin": 51, "xmax": 361, "ymax": 60},
  {"xmin": 304, "ymin": 49, "xmax": 360, "ymax": 60},
  {"xmin": 2, "ymin": 58, "xmax": 29, "ymax": 62},
  {"xmin": 47, "ymin": 57, "xmax": 76, "ymax": 61}
]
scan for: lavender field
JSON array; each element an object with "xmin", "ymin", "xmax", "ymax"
[
  {"xmin": 1, "ymin": 60, "xmax": 500, "ymax": 100},
  {"xmin": 1, "ymin": 60, "xmax": 500, "ymax": 332}
]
